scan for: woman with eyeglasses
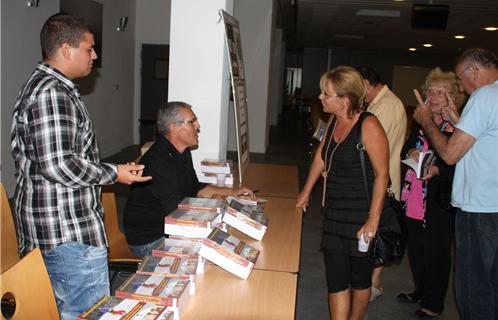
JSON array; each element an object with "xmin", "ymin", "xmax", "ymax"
[
  {"xmin": 297, "ymin": 66, "xmax": 389, "ymax": 320},
  {"xmin": 397, "ymin": 67, "xmax": 466, "ymax": 319}
]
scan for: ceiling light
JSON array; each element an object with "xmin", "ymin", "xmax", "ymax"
[
  {"xmin": 454, "ymin": 35, "xmax": 465, "ymax": 39},
  {"xmin": 356, "ymin": 9, "xmax": 401, "ymax": 18},
  {"xmin": 394, "ymin": 0, "xmax": 405, "ymax": 2},
  {"xmin": 483, "ymin": 26, "xmax": 497, "ymax": 31},
  {"xmin": 423, "ymin": 43, "xmax": 433, "ymax": 47},
  {"xmin": 409, "ymin": 48, "xmax": 417, "ymax": 51}
]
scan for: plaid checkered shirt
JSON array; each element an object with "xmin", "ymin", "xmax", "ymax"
[{"xmin": 11, "ymin": 63, "xmax": 117, "ymax": 256}]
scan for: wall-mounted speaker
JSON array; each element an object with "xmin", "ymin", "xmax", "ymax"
[{"xmin": 412, "ymin": 4, "xmax": 449, "ymax": 30}]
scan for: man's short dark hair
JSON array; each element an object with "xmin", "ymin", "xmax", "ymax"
[
  {"xmin": 40, "ymin": 13, "xmax": 92, "ymax": 60},
  {"xmin": 157, "ymin": 101, "xmax": 192, "ymax": 136},
  {"xmin": 357, "ymin": 66, "xmax": 383, "ymax": 86},
  {"xmin": 456, "ymin": 48, "xmax": 498, "ymax": 70}
]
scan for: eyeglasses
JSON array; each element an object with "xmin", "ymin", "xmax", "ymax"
[
  {"xmin": 176, "ymin": 117, "xmax": 198, "ymax": 125},
  {"xmin": 426, "ymin": 88, "xmax": 450, "ymax": 97},
  {"xmin": 321, "ymin": 91, "xmax": 342, "ymax": 99}
]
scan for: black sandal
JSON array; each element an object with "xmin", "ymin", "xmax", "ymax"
[{"xmin": 396, "ymin": 292, "xmax": 420, "ymax": 304}]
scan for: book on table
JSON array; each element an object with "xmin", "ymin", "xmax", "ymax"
[
  {"xmin": 200, "ymin": 159, "xmax": 233, "ymax": 174},
  {"xmin": 223, "ymin": 199, "xmax": 269, "ymax": 241},
  {"xmin": 115, "ymin": 273, "xmax": 190, "ymax": 319},
  {"xmin": 136, "ymin": 256, "xmax": 198, "ymax": 294},
  {"xmin": 198, "ymin": 227, "xmax": 260, "ymax": 279},
  {"xmin": 177, "ymin": 197, "xmax": 226, "ymax": 213},
  {"xmin": 164, "ymin": 208, "xmax": 222, "ymax": 238},
  {"xmin": 77, "ymin": 295, "xmax": 174, "ymax": 320},
  {"xmin": 152, "ymin": 238, "xmax": 205, "ymax": 273},
  {"xmin": 401, "ymin": 150, "xmax": 436, "ymax": 179}
]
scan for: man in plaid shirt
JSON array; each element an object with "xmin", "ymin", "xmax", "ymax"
[{"xmin": 11, "ymin": 14, "xmax": 150, "ymax": 319}]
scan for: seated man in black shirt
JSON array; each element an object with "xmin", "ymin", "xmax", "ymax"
[{"xmin": 124, "ymin": 101, "xmax": 255, "ymax": 258}]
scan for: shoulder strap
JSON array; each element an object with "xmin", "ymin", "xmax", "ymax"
[{"xmin": 357, "ymin": 112, "xmax": 372, "ymax": 204}]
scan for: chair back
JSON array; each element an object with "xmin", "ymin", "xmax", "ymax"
[
  {"xmin": 0, "ymin": 248, "xmax": 59, "ymax": 320},
  {"xmin": 1, "ymin": 183, "xmax": 20, "ymax": 274},
  {"xmin": 102, "ymin": 191, "xmax": 139, "ymax": 261}
]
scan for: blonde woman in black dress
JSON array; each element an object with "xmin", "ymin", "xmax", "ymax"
[{"xmin": 297, "ymin": 66, "xmax": 389, "ymax": 320}]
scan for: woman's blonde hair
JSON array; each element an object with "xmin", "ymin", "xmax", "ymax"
[
  {"xmin": 423, "ymin": 67, "xmax": 466, "ymax": 110},
  {"xmin": 320, "ymin": 66, "xmax": 367, "ymax": 118}
]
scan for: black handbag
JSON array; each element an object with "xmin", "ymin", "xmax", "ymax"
[{"xmin": 356, "ymin": 112, "xmax": 406, "ymax": 267}]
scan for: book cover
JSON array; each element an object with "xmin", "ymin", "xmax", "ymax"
[
  {"xmin": 115, "ymin": 274, "xmax": 191, "ymax": 312},
  {"xmin": 223, "ymin": 199, "xmax": 268, "ymax": 240},
  {"xmin": 225, "ymin": 196, "xmax": 268, "ymax": 207},
  {"xmin": 402, "ymin": 150, "xmax": 436, "ymax": 179},
  {"xmin": 152, "ymin": 238, "xmax": 205, "ymax": 274},
  {"xmin": 177, "ymin": 197, "xmax": 226, "ymax": 213},
  {"xmin": 152, "ymin": 238, "xmax": 202, "ymax": 258},
  {"xmin": 198, "ymin": 227, "xmax": 260, "ymax": 279},
  {"xmin": 164, "ymin": 209, "xmax": 221, "ymax": 238},
  {"xmin": 200, "ymin": 159, "xmax": 233, "ymax": 174},
  {"xmin": 77, "ymin": 295, "xmax": 175, "ymax": 320},
  {"xmin": 136, "ymin": 256, "xmax": 198, "ymax": 294}
]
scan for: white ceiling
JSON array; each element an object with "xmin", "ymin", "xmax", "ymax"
[{"xmin": 277, "ymin": 0, "xmax": 498, "ymax": 55}]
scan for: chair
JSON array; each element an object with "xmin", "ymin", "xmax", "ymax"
[
  {"xmin": 0, "ymin": 248, "xmax": 59, "ymax": 320},
  {"xmin": 1, "ymin": 183, "xmax": 20, "ymax": 274},
  {"xmin": 101, "ymin": 191, "xmax": 141, "ymax": 287}
]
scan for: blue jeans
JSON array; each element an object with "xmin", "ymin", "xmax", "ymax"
[
  {"xmin": 43, "ymin": 242, "xmax": 109, "ymax": 320},
  {"xmin": 128, "ymin": 237, "xmax": 165, "ymax": 259},
  {"xmin": 455, "ymin": 210, "xmax": 498, "ymax": 320}
]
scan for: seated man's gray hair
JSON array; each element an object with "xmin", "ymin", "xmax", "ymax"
[{"xmin": 156, "ymin": 101, "xmax": 192, "ymax": 135}]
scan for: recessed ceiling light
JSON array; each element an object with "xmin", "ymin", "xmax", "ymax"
[
  {"xmin": 454, "ymin": 35, "xmax": 466, "ymax": 39},
  {"xmin": 484, "ymin": 26, "xmax": 497, "ymax": 31},
  {"xmin": 409, "ymin": 48, "xmax": 417, "ymax": 51},
  {"xmin": 394, "ymin": 0, "xmax": 405, "ymax": 2},
  {"xmin": 423, "ymin": 43, "xmax": 433, "ymax": 47}
]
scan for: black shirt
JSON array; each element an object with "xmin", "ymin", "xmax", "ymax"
[{"xmin": 124, "ymin": 134, "xmax": 206, "ymax": 245}]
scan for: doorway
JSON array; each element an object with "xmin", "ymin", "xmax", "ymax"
[{"xmin": 140, "ymin": 44, "xmax": 169, "ymax": 144}]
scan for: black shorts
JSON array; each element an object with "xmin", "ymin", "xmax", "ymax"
[{"xmin": 323, "ymin": 249, "xmax": 373, "ymax": 293}]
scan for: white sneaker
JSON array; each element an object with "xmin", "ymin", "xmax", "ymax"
[{"xmin": 369, "ymin": 286, "xmax": 383, "ymax": 302}]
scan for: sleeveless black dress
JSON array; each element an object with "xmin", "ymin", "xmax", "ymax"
[{"xmin": 321, "ymin": 112, "xmax": 375, "ymax": 257}]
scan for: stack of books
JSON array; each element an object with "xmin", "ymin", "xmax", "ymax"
[
  {"xmin": 199, "ymin": 159, "xmax": 234, "ymax": 186},
  {"xmin": 199, "ymin": 227, "xmax": 260, "ymax": 279},
  {"xmin": 164, "ymin": 208, "xmax": 221, "ymax": 238},
  {"xmin": 77, "ymin": 296, "xmax": 175, "ymax": 320},
  {"xmin": 223, "ymin": 198, "xmax": 268, "ymax": 241}
]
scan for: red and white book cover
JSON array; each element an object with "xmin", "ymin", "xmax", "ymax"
[
  {"xmin": 136, "ymin": 256, "xmax": 198, "ymax": 294},
  {"xmin": 77, "ymin": 296, "xmax": 175, "ymax": 320},
  {"xmin": 152, "ymin": 238, "xmax": 205, "ymax": 274},
  {"xmin": 224, "ymin": 199, "xmax": 269, "ymax": 241},
  {"xmin": 199, "ymin": 227, "xmax": 260, "ymax": 279},
  {"xmin": 164, "ymin": 209, "xmax": 221, "ymax": 238},
  {"xmin": 115, "ymin": 273, "xmax": 191, "ymax": 317},
  {"xmin": 177, "ymin": 197, "xmax": 226, "ymax": 213}
]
